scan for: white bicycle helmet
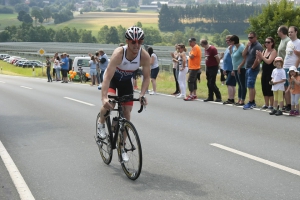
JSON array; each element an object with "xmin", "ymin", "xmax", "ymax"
[{"xmin": 125, "ymin": 26, "xmax": 145, "ymax": 41}]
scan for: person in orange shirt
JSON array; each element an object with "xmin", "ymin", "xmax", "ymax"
[{"xmin": 184, "ymin": 38, "xmax": 202, "ymax": 101}]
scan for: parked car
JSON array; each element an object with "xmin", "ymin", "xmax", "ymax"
[
  {"xmin": 0, "ymin": 54, "xmax": 9, "ymax": 60},
  {"xmin": 15, "ymin": 60, "xmax": 27, "ymax": 66}
]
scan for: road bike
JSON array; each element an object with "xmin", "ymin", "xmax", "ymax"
[
  {"xmin": 78, "ymin": 66, "xmax": 86, "ymax": 83},
  {"xmin": 95, "ymin": 94, "xmax": 144, "ymax": 180}
]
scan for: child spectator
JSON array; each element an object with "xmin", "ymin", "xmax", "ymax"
[
  {"xmin": 269, "ymin": 57, "xmax": 286, "ymax": 116},
  {"xmin": 286, "ymin": 66, "xmax": 300, "ymax": 115}
]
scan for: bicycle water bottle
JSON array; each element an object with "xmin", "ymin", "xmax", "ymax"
[{"xmin": 111, "ymin": 117, "xmax": 118, "ymax": 133}]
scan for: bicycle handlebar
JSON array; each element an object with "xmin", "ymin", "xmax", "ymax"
[{"xmin": 104, "ymin": 95, "xmax": 145, "ymax": 117}]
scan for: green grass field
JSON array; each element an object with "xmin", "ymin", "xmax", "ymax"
[
  {"xmin": 0, "ymin": 14, "xmax": 22, "ymax": 30},
  {"xmin": 1, "ymin": 60, "xmax": 265, "ymax": 107}
]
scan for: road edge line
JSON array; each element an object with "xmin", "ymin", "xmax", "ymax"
[{"xmin": 0, "ymin": 140, "xmax": 35, "ymax": 200}]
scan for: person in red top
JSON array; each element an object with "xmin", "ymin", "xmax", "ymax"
[
  {"xmin": 200, "ymin": 39, "xmax": 222, "ymax": 102},
  {"xmin": 184, "ymin": 37, "xmax": 202, "ymax": 101}
]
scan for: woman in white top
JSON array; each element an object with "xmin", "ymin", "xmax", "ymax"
[
  {"xmin": 54, "ymin": 56, "xmax": 61, "ymax": 81},
  {"xmin": 148, "ymin": 47, "xmax": 159, "ymax": 95},
  {"xmin": 175, "ymin": 44, "xmax": 188, "ymax": 99}
]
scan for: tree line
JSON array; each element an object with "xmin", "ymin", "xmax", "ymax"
[{"xmin": 158, "ymin": 4, "xmax": 262, "ymax": 34}]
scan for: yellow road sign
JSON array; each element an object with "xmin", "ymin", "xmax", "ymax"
[{"xmin": 38, "ymin": 48, "xmax": 46, "ymax": 56}]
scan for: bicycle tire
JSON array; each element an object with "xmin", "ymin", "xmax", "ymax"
[
  {"xmin": 117, "ymin": 120, "xmax": 142, "ymax": 180},
  {"xmin": 96, "ymin": 112, "xmax": 113, "ymax": 165}
]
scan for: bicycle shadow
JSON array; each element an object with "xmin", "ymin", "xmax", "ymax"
[{"xmin": 105, "ymin": 163, "xmax": 207, "ymax": 198}]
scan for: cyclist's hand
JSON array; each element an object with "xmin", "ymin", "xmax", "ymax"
[
  {"xmin": 102, "ymin": 97, "xmax": 114, "ymax": 110},
  {"xmin": 139, "ymin": 96, "xmax": 147, "ymax": 106}
]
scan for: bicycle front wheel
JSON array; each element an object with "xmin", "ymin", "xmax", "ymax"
[
  {"xmin": 117, "ymin": 120, "xmax": 142, "ymax": 180},
  {"xmin": 96, "ymin": 112, "xmax": 113, "ymax": 165}
]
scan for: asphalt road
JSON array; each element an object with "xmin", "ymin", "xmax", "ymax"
[{"xmin": 0, "ymin": 74, "xmax": 299, "ymax": 200}]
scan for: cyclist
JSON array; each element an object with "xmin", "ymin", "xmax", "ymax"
[{"xmin": 97, "ymin": 26, "xmax": 151, "ymax": 162}]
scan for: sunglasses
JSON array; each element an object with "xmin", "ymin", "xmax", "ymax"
[
  {"xmin": 130, "ymin": 40, "xmax": 143, "ymax": 44},
  {"xmin": 248, "ymin": 37, "xmax": 254, "ymax": 39},
  {"xmin": 265, "ymin": 41, "xmax": 271, "ymax": 44}
]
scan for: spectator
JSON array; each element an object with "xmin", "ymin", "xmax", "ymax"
[
  {"xmin": 45, "ymin": 56, "xmax": 52, "ymax": 82},
  {"xmin": 256, "ymin": 37, "xmax": 277, "ymax": 110},
  {"xmin": 282, "ymin": 26, "xmax": 300, "ymax": 112},
  {"xmin": 277, "ymin": 25, "xmax": 290, "ymax": 60},
  {"xmin": 230, "ymin": 35, "xmax": 246, "ymax": 106},
  {"xmin": 97, "ymin": 49, "xmax": 109, "ymax": 90},
  {"xmin": 95, "ymin": 51, "xmax": 101, "ymax": 84},
  {"xmin": 60, "ymin": 53, "xmax": 69, "ymax": 83},
  {"xmin": 176, "ymin": 44, "xmax": 188, "ymax": 99},
  {"xmin": 89, "ymin": 55, "xmax": 98, "ymax": 86},
  {"xmin": 219, "ymin": 52, "xmax": 226, "ymax": 85},
  {"xmin": 67, "ymin": 54, "xmax": 73, "ymax": 71},
  {"xmin": 286, "ymin": 66, "xmax": 300, "ymax": 116},
  {"xmin": 269, "ymin": 57, "xmax": 286, "ymax": 116},
  {"xmin": 223, "ymin": 35, "xmax": 237, "ymax": 104},
  {"xmin": 54, "ymin": 56, "xmax": 61, "ymax": 81},
  {"xmin": 184, "ymin": 38, "xmax": 202, "ymax": 101},
  {"xmin": 171, "ymin": 44, "xmax": 180, "ymax": 95},
  {"xmin": 200, "ymin": 39, "xmax": 222, "ymax": 102},
  {"xmin": 242, "ymin": 31, "xmax": 263, "ymax": 109},
  {"xmin": 148, "ymin": 47, "xmax": 159, "ymax": 95}
]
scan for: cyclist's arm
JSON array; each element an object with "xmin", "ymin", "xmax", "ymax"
[
  {"xmin": 140, "ymin": 49, "xmax": 151, "ymax": 98},
  {"xmin": 101, "ymin": 47, "xmax": 123, "ymax": 109}
]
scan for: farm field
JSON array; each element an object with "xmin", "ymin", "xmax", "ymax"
[
  {"xmin": 46, "ymin": 12, "xmax": 159, "ymax": 36},
  {"xmin": 0, "ymin": 14, "xmax": 22, "ymax": 30}
]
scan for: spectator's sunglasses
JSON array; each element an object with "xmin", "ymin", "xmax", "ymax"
[{"xmin": 130, "ymin": 40, "xmax": 143, "ymax": 44}]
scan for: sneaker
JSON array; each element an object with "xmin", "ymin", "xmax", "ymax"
[
  {"xmin": 267, "ymin": 106, "xmax": 273, "ymax": 110},
  {"xmin": 203, "ymin": 98, "xmax": 214, "ymax": 102},
  {"xmin": 289, "ymin": 110, "xmax": 295, "ymax": 116},
  {"xmin": 193, "ymin": 95, "xmax": 197, "ymax": 100},
  {"xmin": 223, "ymin": 99, "xmax": 234, "ymax": 104},
  {"xmin": 149, "ymin": 91, "xmax": 157, "ymax": 95},
  {"xmin": 294, "ymin": 110, "xmax": 299, "ymax": 115},
  {"xmin": 251, "ymin": 103, "xmax": 256, "ymax": 109},
  {"xmin": 261, "ymin": 105, "xmax": 268, "ymax": 109},
  {"xmin": 269, "ymin": 109, "xmax": 277, "ymax": 115},
  {"xmin": 215, "ymin": 99, "xmax": 222, "ymax": 102},
  {"xmin": 97, "ymin": 123, "xmax": 106, "ymax": 139},
  {"xmin": 243, "ymin": 102, "xmax": 252, "ymax": 110},
  {"xmin": 184, "ymin": 95, "xmax": 194, "ymax": 101},
  {"xmin": 285, "ymin": 105, "xmax": 291, "ymax": 112},
  {"xmin": 275, "ymin": 110, "xmax": 283, "ymax": 116},
  {"xmin": 235, "ymin": 102, "xmax": 245, "ymax": 106},
  {"xmin": 121, "ymin": 148, "xmax": 129, "ymax": 163},
  {"xmin": 134, "ymin": 86, "xmax": 138, "ymax": 90},
  {"xmin": 176, "ymin": 94, "xmax": 185, "ymax": 99}
]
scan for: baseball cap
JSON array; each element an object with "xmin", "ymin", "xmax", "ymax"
[{"xmin": 189, "ymin": 38, "xmax": 196, "ymax": 42}]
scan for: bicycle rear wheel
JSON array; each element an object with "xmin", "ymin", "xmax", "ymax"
[
  {"xmin": 117, "ymin": 120, "xmax": 142, "ymax": 180},
  {"xmin": 96, "ymin": 112, "xmax": 113, "ymax": 165}
]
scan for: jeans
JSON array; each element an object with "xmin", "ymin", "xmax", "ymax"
[
  {"xmin": 234, "ymin": 68, "xmax": 246, "ymax": 100},
  {"xmin": 46, "ymin": 68, "xmax": 52, "ymax": 81},
  {"xmin": 100, "ymin": 70, "xmax": 105, "ymax": 83},
  {"xmin": 206, "ymin": 66, "xmax": 221, "ymax": 99},
  {"xmin": 56, "ymin": 67, "xmax": 61, "ymax": 80}
]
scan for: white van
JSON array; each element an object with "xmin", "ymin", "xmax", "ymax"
[{"xmin": 72, "ymin": 56, "xmax": 91, "ymax": 77}]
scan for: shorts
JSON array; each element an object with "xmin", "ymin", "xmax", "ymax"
[
  {"xmin": 284, "ymin": 68, "xmax": 289, "ymax": 87},
  {"xmin": 90, "ymin": 69, "xmax": 97, "ymax": 76},
  {"xmin": 151, "ymin": 67, "xmax": 159, "ymax": 79},
  {"xmin": 225, "ymin": 71, "xmax": 236, "ymax": 86},
  {"xmin": 108, "ymin": 78, "xmax": 133, "ymax": 106},
  {"xmin": 246, "ymin": 68, "xmax": 259, "ymax": 88},
  {"xmin": 62, "ymin": 69, "xmax": 68, "ymax": 78}
]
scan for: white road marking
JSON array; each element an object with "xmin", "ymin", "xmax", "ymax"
[
  {"xmin": 210, "ymin": 143, "xmax": 300, "ymax": 177},
  {"xmin": 0, "ymin": 140, "xmax": 35, "ymax": 200},
  {"xmin": 0, "ymin": 81, "xmax": 5, "ymax": 83},
  {"xmin": 64, "ymin": 97, "xmax": 95, "ymax": 106},
  {"xmin": 20, "ymin": 86, "xmax": 32, "ymax": 90}
]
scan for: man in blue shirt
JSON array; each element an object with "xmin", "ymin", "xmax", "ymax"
[
  {"xmin": 60, "ymin": 53, "xmax": 69, "ymax": 83},
  {"xmin": 223, "ymin": 35, "xmax": 236, "ymax": 104}
]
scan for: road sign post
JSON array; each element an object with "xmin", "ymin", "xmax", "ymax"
[{"xmin": 38, "ymin": 48, "xmax": 46, "ymax": 76}]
